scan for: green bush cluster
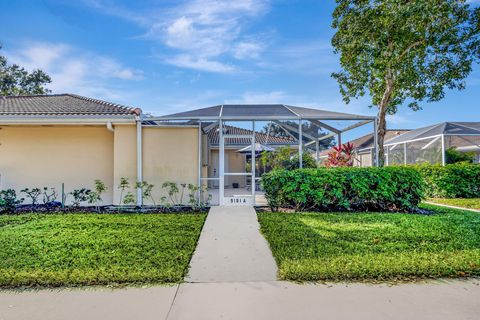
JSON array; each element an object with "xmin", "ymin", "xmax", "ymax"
[
  {"xmin": 416, "ymin": 162, "xmax": 480, "ymax": 198},
  {"xmin": 261, "ymin": 166, "xmax": 424, "ymax": 212}
]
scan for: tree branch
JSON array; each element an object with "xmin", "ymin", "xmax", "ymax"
[{"xmin": 398, "ymin": 40, "xmax": 424, "ymax": 61}]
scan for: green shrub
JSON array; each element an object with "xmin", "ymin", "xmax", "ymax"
[
  {"xmin": 261, "ymin": 167, "xmax": 424, "ymax": 212},
  {"xmin": 0, "ymin": 189, "xmax": 23, "ymax": 214},
  {"xmin": 445, "ymin": 147, "xmax": 476, "ymax": 164},
  {"xmin": 260, "ymin": 146, "xmax": 317, "ymax": 171},
  {"xmin": 416, "ymin": 163, "xmax": 480, "ymax": 198}
]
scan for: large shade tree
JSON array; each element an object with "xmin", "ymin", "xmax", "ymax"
[
  {"xmin": 0, "ymin": 44, "xmax": 51, "ymax": 96},
  {"xmin": 331, "ymin": 0, "xmax": 480, "ymax": 165}
]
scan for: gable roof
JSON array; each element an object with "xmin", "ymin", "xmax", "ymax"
[
  {"xmin": 206, "ymin": 124, "xmax": 295, "ymax": 146},
  {"xmin": 0, "ymin": 94, "xmax": 141, "ymax": 117},
  {"xmin": 156, "ymin": 104, "xmax": 375, "ymax": 121},
  {"xmin": 385, "ymin": 122, "xmax": 480, "ymax": 145}
]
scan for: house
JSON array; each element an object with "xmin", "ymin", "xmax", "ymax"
[
  {"xmin": 0, "ymin": 94, "xmax": 377, "ymax": 206},
  {"xmin": 384, "ymin": 122, "xmax": 480, "ymax": 165},
  {"xmin": 319, "ymin": 130, "xmax": 410, "ymax": 167},
  {"xmin": 0, "ymin": 94, "xmax": 199, "ymax": 206}
]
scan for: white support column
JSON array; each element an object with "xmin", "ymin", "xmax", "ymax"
[
  {"xmin": 198, "ymin": 121, "xmax": 202, "ymax": 205},
  {"xmin": 403, "ymin": 142, "xmax": 407, "ymax": 165},
  {"xmin": 136, "ymin": 117, "xmax": 143, "ymax": 207},
  {"xmin": 337, "ymin": 133, "xmax": 342, "ymax": 147},
  {"xmin": 219, "ymin": 120, "xmax": 225, "ymax": 205},
  {"xmin": 251, "ymin": 121, "xmax": 256, "ymax": 202},
  {"xmin": 386, "ymin": 146, "xmax": 389, "ymax": 166},
  {"xmin": 315, "ymin": 140, "xmax": 319, "ymax": 162},
  {"xmin": 373, "ymin": 118, "xmax": 379, "ymax": 166},
  {"xmin": 299, "ymin": 119, "xmax": 303, "ymax": 168},
  {"xmin": 441, "ymin": 134, "xmax": 446, "ymax": 166}
]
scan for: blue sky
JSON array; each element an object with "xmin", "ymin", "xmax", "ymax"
[{"xmin": 1, "ymin": 0, "xmax": 479, "ymax": 135}]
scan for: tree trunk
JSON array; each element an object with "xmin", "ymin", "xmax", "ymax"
[
  {"xmin": 377, "ymin": 70, "xmax": 394, "ymax": 167},
  {"xmin": 377, "ymin": 104, "xmax": 388, "ymax": 166}
]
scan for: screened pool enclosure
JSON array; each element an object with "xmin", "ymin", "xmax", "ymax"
[
  {"xmin": 384, "ymin": 122, "xmax": 480, "ymax": 166},
  {"xmin": 149, "ymin": 104, "xmax": 377, "ymax": 206}
]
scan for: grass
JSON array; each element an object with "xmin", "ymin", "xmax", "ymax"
[
  {"xmin": 427, "ymin": 198, "xmax": 480, "ymax": 210},
  {"xmin": 258, "ymin": 204, "xmax": 480, "ymax": 282},
  {"xmin": 0, "ymin": 213, "xmax": 206, "ymax": 288}
]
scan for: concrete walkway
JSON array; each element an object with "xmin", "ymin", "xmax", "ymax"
[
  {"xmin": 1, "ymin": 280, "xmax": 479, "ymax": 320},
  {"xmin": 168, "ymin": 280, "xmax": 480, "ymax": 320},
  {"xmin": 0, "ymin": 286, "xmax": 177, "ymax": 320},
  {"xmin": 185, "ymin": 206, "xmax": 278, "ymax": 282}
]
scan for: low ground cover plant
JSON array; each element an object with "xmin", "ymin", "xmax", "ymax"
[
  {"xmin": 0, "ymin": 213, "xmax": 206, "ymax": 288},
  {"xmin": 416, "ymin": 162, "xmax": 480, "ymax": 198},
  {"xmin": 258, "ymin": 204, "xmax": 480, "ymax": 282},
  {"xmin": 261, "ymin": 166, "xmax": 423, "ymax": 212}
]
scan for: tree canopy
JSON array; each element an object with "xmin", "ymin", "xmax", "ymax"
[
  {"xmin": 331, "ymin": 0, "xmax": 480, "ymax": 165},
  {"xmin": 0, "ymin": 44, "xmax": 51, "ymax": 96}
]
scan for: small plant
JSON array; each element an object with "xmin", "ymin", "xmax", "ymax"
[
  {"xmin": 187, "ymin": 184, "xmax": 211, "ymax": 210},
  {"xmin": 69, "ymin": 188, "xmax": 92, "ymax": 207},
  {"xmin": 0, "ymin": 189, "xmax": 23, "ymax": 214},
  {"xmin": 42, "ymin": 187, "xmax": 58, "ymax": 205},
  {"xmin": 118, "ymin": 177, "xmax": 130, "ymax": 206},
  {"xmin": 123, "ymin": 192, "xmax": 136, "ymax": 206},
  {"xmin": 162, "ymin": 182, "xmax": 180, "ymax": 205},
  {"xmin": 325, "ymin": 142, "xmax": 355, "ymax": 167},
  {"xmin": 87, "ymin": 179, "xmax": 107, "ymax": 212},
  {"xmin": 20, "ymin": 187, "xmax": 42, "ymax": 206},
  {"xmin": 135, "ymin": 181, "xmax": 155, "ymax": 205}
]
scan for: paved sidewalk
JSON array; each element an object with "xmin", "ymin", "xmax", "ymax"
[
  {"xmin": 2, "ymin": 280, "xmax": 479, "ymax": 320},
  {"xmin": 185, "ymin": 206, "xmax": 278, "ymax": 282},
  {"xmin": 0, "ymin": 286, "xmax": 177, "ymax": 320},
  {"xmin": 168, "ymin": 280, "xmax": 480, "ymax": 320}
]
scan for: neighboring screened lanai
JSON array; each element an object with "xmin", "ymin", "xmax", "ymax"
[
  {"xmin": 384, "ymin": 122, "xmax": 480, "ymax": 166},
  {"xmin": 149, "ymin": 104, "xmax": 377, "ymax": 205}
]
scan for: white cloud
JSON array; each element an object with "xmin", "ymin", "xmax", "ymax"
[
  {"xmin": 233, "ymin": 41, "xmax": 264, "ymax": 60},
  {"xmin": 7, "ymin": 41, "xmax": 143, "ymax": 100},
  {"xmin": 84, "ymin": 0, "xmax": 269, "ymax": 73},
  {"xmin": 166, "ymin": 55, "xmax": 235, "ymax": 73}
]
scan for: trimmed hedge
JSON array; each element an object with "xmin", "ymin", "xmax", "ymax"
[
  {"xmin": 261, "ymin": 166, "xmax": 424, "ymax": 212},
  {"xmin": 416, "ymin": 163, "xmax": 480, "ymax": 198}
]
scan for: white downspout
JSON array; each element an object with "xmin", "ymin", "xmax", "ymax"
[
  {"xmin": 136, "ymin": 114, "xmax": 143, "ymax": 207},
  {"xmin": 106, "ymin": 122, "xmax": 114, "ymax": 132}
]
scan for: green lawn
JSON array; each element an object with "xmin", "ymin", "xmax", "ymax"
[
  {"xmin": 428, "ymin": 198, "xmax": 480, "ymax": 210},
  {"xmin": 258, "ymin": 205, "xmax": 480, "ymax": 282},
  {"xmin": 0, "ymin": 213, "xmax": 206, "ymax": 288}
]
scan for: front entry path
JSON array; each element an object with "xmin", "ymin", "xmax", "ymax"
[{"xmin": 185, "ymin": 206, "xmax": 278, "ymax": 283}]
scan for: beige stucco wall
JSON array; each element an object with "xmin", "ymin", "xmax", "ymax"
[
  {"xmin": 0, "ymin": 124, "xmax": 200, "ymax": 206},
  {"xmin": 113, "ymin": 126, "xmax": 199, "ymax": 205},
  {"xmin": 0, "ymin": 125, "xmax": 114, "ymax": 205}
]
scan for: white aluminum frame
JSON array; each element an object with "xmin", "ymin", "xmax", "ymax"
[{"xmin": 152, "ymin": 109, "xmax": 377, "ymax": 206}]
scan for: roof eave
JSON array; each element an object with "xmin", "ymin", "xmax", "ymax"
[{"xmin": 0, "ymin": 115, "xmax": 137, "ymax": 125}]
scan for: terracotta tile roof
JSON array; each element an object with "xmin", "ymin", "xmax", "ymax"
[
  {"xmin": 206, "ymin": 124, "xmax": 295, "ymax": 146},
  {"xmin": 0, "ymin": 94, "xmax": 141, "ymax": 116},
  {"xmin": 319, "ymin": 130, "xmax": 410, "ymax": 156}
]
